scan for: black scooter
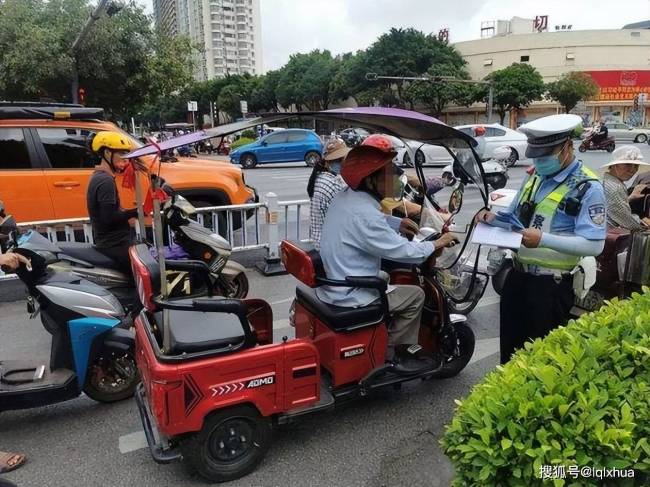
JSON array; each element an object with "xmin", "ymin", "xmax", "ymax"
[{"xmin": 0, "ymin": 231, "xmax": 138, "ymax": 412}]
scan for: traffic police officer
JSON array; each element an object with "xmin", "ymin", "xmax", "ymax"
[{"xmin": 476, "ymin": 114, "xmax": 606, "ymax": 364}]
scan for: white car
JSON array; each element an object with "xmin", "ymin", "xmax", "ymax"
[
  {"xmin": 387, "ymin": 136, "xmax": 454, "ymax": 167},
  {"xmin": 455, "ymin": 123, "xmax": 528, "ymax": 167}
]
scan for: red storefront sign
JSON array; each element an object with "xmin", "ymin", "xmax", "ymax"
[{"xmin": 585, "ymin": 71, "xmax": 650, "ymax": 102}]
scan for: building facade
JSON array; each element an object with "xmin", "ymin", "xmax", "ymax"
[
  {"xmin": 448, "ymin": 20, "xmax": 650, "ymax": 128},
  {"xmin": 153, "ymin": 0, "xmax": 263, "ymax": 81}
]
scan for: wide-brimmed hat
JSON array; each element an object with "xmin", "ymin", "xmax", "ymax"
[
  {"xmin": 341, "ymin": 146, "xmax": 396, "ymax": 190},
  {"xmin": 602, "ymin": 145, "xmax": 650, "ymax": 168},
  {"xmin": 323, "ymin": 138, "xmax": 351, "ymax": 161}
]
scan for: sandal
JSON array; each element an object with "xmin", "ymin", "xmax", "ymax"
[{"xmin": 0, "ymin": 451, "xmax": 26, "ymax": 473}]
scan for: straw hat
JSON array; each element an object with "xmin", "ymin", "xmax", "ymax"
[
  {"xmin": 602, "ymin": 145, "xmax": 650, "ymax": 168},
  {"xmin": 323, "ymin": 138, "xmax": 351, "ymax": 161}
]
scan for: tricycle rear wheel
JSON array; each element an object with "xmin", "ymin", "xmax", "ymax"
[
  {"xmin": 181, "ymin": 405, "xmax": 272, "ymax": 483},
  {"xmin": 430, "ymin": 323, "xmax": 475, "ymax": 379}
]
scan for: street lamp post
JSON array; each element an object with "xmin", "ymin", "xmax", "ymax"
[
  {"xmin": 70, "ymin": 0, "xmax": 122, "ymax": 103},
  {"xmin": 365, "ymin": 73, "xmax": 494, "ymax": 123}
]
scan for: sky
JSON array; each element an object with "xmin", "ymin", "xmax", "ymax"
[{"xmin": 136, "ymin": 0, "xmax": 650, "ymax": 71}]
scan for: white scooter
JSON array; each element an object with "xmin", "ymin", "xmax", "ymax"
[{"xmin": 442, "ymin": 146, "xmax": 512, "ymax": 191}]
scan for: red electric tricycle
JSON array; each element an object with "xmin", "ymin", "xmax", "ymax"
[{"xmin": 128, "ymin": 108, "xmax": 490, "ymax": 483}]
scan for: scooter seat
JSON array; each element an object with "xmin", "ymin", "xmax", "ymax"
[
  {"xmin": 58, "ymin": 243, "xmax": 121, "ymax": 270},
  {"xmin": 154, "ymin": 304, "xmax": 246, "ymax": 355},
  {"xmin": 296, "ymin": 284, "xmax": 384, "ymax": 331}
]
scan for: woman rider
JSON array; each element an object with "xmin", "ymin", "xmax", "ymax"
[
  {"xmin": 602, "ymin": 145, "xmax": 650, "ymax": 230},
  {"xmin": 308, "ymin": 138, "xmax": 349, "ymax": 249}
]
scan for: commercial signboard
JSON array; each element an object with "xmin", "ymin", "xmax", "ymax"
[{"xmin": 585, "ymin": 71, "xmax": 650, "ymax": 101}]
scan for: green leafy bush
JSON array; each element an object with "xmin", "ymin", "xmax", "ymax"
[
  {"xmin": 240, "ymin": 129, "xmax": 257, "ymax": 139},
  {"xmin": 231, "ymin": 137, "xmax": 256, "ymax": 150},
  {"xmin": 441, "ymin": 290, "xmax": 650, "ymax": 486}
]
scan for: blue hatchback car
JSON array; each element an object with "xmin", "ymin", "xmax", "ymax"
[{"xmin": 230, "ymin": 129, "xmax": 323, "ymax": 169}]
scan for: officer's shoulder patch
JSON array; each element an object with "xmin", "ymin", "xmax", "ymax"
[{"xmin": 588, "ymin": 204, "xmax": 606, "ymax": 226}]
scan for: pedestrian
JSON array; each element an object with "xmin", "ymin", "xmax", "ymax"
[
  {"xmin": 308, "ymin": 138, "xmax": 349, "ymax": 249},
  {"xmin": 475, "ymin": 114, "xmax": 607, "ymax": 364},
  {"xmin": 0, "ymin": 252, "xmax": 31, "ymax": 483},
  {"xmin": 601, "ymin": 145, "xmax": 650, "ymax": 230}
]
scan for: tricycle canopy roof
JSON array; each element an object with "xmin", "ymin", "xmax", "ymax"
[{"xmin": 124, "ymin": 107, "xmax": 476, "ymax": 159}]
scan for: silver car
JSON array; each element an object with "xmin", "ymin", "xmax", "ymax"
[{"xmin": 605, "ymin": 122, "xmax": 650, "ymax": 143}]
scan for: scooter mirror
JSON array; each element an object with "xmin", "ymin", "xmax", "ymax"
[{"xmin": 448, "ymin": 188, "xmax": 463, "ymax": 215}]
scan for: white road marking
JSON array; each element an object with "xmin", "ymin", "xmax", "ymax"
[
  {"xmin": 270, "ymin": 297, "xmax": 294, "ymax": 305},
  {"xmin": 118, "ymin": 335, "xmax": 499, "ymax": 454},
  {"xmin": 118, "ymin": 431, "xmax": 147, "ymax": 454},
  {"xmin": 475, "ymin": 295, "xmax": 501, "ymax": 308}
]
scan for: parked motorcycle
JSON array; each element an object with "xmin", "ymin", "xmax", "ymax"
[
  {"xmin": 0, "ymin": 230, "xmax": 138, "ymax": 412},
  {"xmin": 579, "ymin": 134, "xmax": 616, "ymax": 153},
  {"xmin": 47, "ymin": 192, "xmax": 249, "ymax": 313}
]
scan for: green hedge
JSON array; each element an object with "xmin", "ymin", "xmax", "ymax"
[
  {"xmin": 240, "ymin": 129, "xmax": 257, "ymax": 139},
  {"xmin": 441, "ymin": 290, "xmax": 650, "ymax": 486},
  {"xmin": 230, "ymin": 137, "xmax": 256, "ymax": 150}
]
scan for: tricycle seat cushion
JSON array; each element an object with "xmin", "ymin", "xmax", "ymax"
[
  {"xmin": 296, "ymin": 284, "xmax": 383, "ymax": 331},
  {"xmin": 154, "ymin": 305, "xmax": 246, "ymax": 355}
]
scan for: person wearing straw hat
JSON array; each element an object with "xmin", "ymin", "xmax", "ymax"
[
  {"xmin": 602, "ymin": 145, "xmax": 650, "ymax": 230},
  {"xmin": 308, "ymin": 137, "xmax": 349, "ymax": 249}
]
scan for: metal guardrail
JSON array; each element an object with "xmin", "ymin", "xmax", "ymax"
[{"xmin": 0, "ymin": 192, "xmax": 310, "ymax": 279}]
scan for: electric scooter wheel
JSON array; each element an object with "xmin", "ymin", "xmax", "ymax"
[
  {"xmin": 217, "ymin": 273, "xmax": 249, "ymax": 299},
  {"xmin": 181, "ymin": 405, "xmax": 272, "ymax": 483},
  {"xmin": 606, "ymin": 143, "xmax": 615, "ymax": 153},
  {"xmin": 578, "ymin": 144, "xmax": 587, "ymax": 153},
  {"xmin": 430, "ymin": 324, "xmax": 476, "ymax": 379},
  {"xmin": 83, "ymin": 352, "xmax": 138, "ymax": 402}
]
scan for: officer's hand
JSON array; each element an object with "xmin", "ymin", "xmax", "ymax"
[
  {"xmin": 474, "ymin": 209, "xmax": 495, "ymax": 224},
  {"xmin": 399, "ymin": 218, "xmax": 419, "ymax": 241},
  {"xmin": 642, "ymin": 217, "xmax": 650, "ymax": 227},
  {"xmin": 520, "ymin": 228, "xmax": 542, "ymax": 248}
]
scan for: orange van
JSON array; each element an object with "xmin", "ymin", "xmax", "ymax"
[{"xmin": 0, "ymin": 103, "xmax": 256, "ymax": 224}]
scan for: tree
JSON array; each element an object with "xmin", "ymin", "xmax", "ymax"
[
  {"xmin": 217, "ymin": 74, "xmax": 254, "ymax": 119},
  {"xmin": 0, "ymin": 0, "xmax": 197, "ymax": 118},
  {"xmin": 250, "ymin": 70, "xmax": 281, "ymax": 112},
  {"xmin": 363, "ymin": 28, "xmax": 467, "ymax": 107},
  {"xmin": 483, "ymin": 63, "xmax": 545, "ymax": 124},
  {"xmin": 546, "ymin": 71, "xmax": 599, "ymax": 113},
  {"xmin": 276, "ymin": 50, "xmax": 338, "ymax": 110},
  {"xmin": 405, "ymin": 63, "xmax": 474, "ymax": 117}
]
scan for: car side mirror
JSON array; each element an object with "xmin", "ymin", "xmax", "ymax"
[{"xmin": 260, "ymin": 140, "xmax": 267, "ymax": 146}]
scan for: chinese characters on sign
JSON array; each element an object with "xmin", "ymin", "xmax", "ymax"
[
  {"xmin": 583, "ymin": 71, "xmax": 650, "ymax": 101},
  {"xmin": 534, "ymin": 15, "xmax": 548, "ymax": 32}
]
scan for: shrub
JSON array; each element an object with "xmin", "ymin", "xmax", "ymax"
[
  {"xmin": 240, "ymin": 129, "xmax": 257, "ymax": 139},
  {"xmin": 231, "ymin": 137, "xmax": 256, "ymax": 150},
  {"xmin": 441, "ymin": 290, "xmax": 650, "ymax": 486}
]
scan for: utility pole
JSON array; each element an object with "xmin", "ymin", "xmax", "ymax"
[
  {"xmin": 365, "ymin": 73, "xmax": 494, "ymax": 123},
  {"xmin": 70, "ymin": 0, "xmax": 123, "ymax": 103}
]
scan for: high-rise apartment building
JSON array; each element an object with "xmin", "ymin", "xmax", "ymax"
[{"xmin": 153, "ymin": 0, "xmax": 263, "ymax": 81}]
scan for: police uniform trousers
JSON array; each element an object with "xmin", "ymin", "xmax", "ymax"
[{"xmin": 499, "ymin": 268, "xmax": 574, "ymax": 364}]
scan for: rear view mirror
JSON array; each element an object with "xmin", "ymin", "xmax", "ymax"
[{"xmin": 448, "ymin": 188, "xmax": 463, "ymax": 215}]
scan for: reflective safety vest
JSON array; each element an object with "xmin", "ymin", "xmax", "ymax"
[{"xmin": 515, "ymin": 164, "xmax": 598, "ymax": 271}]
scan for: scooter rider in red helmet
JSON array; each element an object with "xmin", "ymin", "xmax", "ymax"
[{"xmin": 317, "ymin": 136, "xmax": 458, "ymax": 373}]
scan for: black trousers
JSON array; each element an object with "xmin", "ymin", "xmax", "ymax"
[
  {"xmin": 96, "ymin": 244, "xmax": 133, "ymax": 277},
  {"xmin": 500, "ymin": 269, "xmax": 574, "ymax": 364}
]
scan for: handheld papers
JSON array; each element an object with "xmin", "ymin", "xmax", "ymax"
[{"xmin": 471, "ymin": 222, "xmax": 522, "ymax": 249}]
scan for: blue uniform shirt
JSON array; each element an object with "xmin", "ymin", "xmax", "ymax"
[{"xmin": 505, "ymin": 158, "xmax": 606, "ymax": 240}]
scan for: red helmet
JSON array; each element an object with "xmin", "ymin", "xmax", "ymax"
[
  {"xmin": 361, "ymin": 134, "xmax": 396, "ymax": 153},
  {"xmin": 341, "ymin": 146, "xmax": 396, "ymax": 190},
  {"xmin": 474, "ymin": 126, "xmax": 486, "ymax": 136}
]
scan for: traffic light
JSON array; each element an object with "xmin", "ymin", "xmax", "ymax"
[{"xmin": 78, "ymin": 88, "xmax": 86, "ymax": 105}]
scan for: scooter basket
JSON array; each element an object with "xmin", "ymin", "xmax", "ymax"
[{"xmin": 624, "ymin": 230, "xmax": 650, "ymax": 286}]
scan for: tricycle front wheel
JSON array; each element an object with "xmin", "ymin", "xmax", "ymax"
[{"xmin": 181, "ymin": 405, "xmax": 272, "ymax": 483}]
